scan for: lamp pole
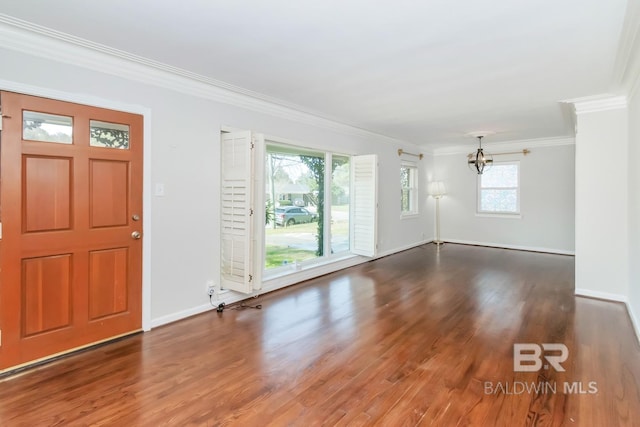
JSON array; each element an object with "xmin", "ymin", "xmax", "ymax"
[
  {"xmin": 428, "ymin": 181, "xmax": 446, "ymax": 246},
  {"xmin": 434, "ymin": 194, "xmax": 443, "ymax": 245}
]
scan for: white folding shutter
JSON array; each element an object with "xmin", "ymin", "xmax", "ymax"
[
  {"xmin": 351, "ymin": 154, "xmax": 378, "ymax": 257},
  {"xmin": 220, "ymin": 131, "xmax": 254, "ymax": 293},
  {"xmin": 251, "ymin": 132, "xmax": 265, "ymax": 291}
]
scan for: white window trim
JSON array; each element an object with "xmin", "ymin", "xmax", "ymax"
[
  {"xmin": 400, "ymin": 161, "xmax": 419, "ymax": 218},
  {"xmin": 475, "ymin": 212, "xmax": 522, "ymax": 219},
  {"xmin": 477, "ymin": 161, "xmax": 521, "ymax": 216},
  {"xmin": 261, "ymin": 139, "xmax": 377, "ymax": 281},
  {"xmin": 262, "ymin": 141, "xmax": 331, "ymax": 279}
]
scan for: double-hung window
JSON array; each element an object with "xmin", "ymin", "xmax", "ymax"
[
  {"xmin": 400, "ymin": 161, "xmax": 418, "ymax": 217},
  {"xmin": 477, "ymin": 161, "xmax": 520, "ymax": 215}
]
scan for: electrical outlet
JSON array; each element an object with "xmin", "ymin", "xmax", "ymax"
[{"xmin": 206, "ymin": 280, "xmax": 215, "ymax": 296}]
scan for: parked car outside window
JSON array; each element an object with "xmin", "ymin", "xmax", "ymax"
[{"xmin": 275, "ymin": 206, "xmax": 318, "ymax": 226}]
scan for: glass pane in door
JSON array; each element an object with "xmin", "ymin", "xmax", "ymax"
[
  {"xmin": 90, "ymin": 120, "xmax": 130, "ymax": 149},
  {"xmin": 23, "ymin": 111, "xmax": 73, "ymax": 144}
]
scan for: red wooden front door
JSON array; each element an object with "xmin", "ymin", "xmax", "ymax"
[{"xmin": 0, "ymin": 92, "xmax": 143, "ymax": 372}]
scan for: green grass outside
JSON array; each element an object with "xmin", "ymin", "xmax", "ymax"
[
  {"xmin": 264, "ymin": 213, "xmax": 350, "ymax": 269},
  {"xmin": 264, "ymin": 246, "xmax": 317, "ymax": 269}
]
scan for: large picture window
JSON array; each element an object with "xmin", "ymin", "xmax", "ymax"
[
  {"xmin": 478, "ymin": 161, "xmax": 520, "ymax": 215},
  {"xmin": 220, "ymin": 130, "xmax": 377, "ymax": 293},
  {"xmin": 264, "ymin": 145, "xmax": 351, "ymax": 272}
]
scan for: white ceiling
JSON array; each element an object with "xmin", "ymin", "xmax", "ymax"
[{"xmin": 0, "ymin": 0, "xmax": 630, "ymax": 149}]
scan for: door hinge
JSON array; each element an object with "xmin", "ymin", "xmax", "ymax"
[
  {"xmin": 0, "ymin": 108, "xmax": 9, "ymax": 131},
  {"xmin": 0, "ymin": 329, "xmax": 2, "ymax": 347},
  {"xmin": 250, "ymin": 142, "xmax": 255, "ymax": 149},
  {"xmin": 249, "ymin": 275, "xmax": 253, "ymax": 283},
  {"xmin": 249, "ymin": 208, "xmax": 254, "ymax": 216}
]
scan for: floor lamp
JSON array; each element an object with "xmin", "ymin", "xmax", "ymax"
[{"xmin": 428, "ymin": 181, "xmax": 446, "ymax": 245}]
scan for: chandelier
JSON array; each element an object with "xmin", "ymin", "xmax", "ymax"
[{"xmin": 468, "ymin": 135, "xmax": 493, "ymax": 174}]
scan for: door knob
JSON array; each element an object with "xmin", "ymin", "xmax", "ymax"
[{"xmin": 132, "ymin": 231, "xmax": 141, "ymax": 239}]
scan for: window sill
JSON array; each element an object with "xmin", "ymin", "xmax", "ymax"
[
  {"xmin": 260, "ymin": 252, "xmax": 365, "ymax": 297},
  {"xmin": 262, "ymin": 252, "xmax": 356, "ymax": 281},
  {"xmin": 475, "ymin": 212, "xmax": 522, "ymax": 219},
  {"xmin": 400, "ymin": 213, "xmax": 420, "ymax": 219}
]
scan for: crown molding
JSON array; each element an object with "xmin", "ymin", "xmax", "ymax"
[
  {"xmin": 0, "ymin": 14, "xmax": 409, "ymax": 147},
  {"xmin": 432, "ymin": 136, "xmax": 575, "ymax": 156},
  {"xmin": 561, "ymin": 94, "xmax": 628, "ymax": 114},
  {"xmin": 613, "ymin": 0, "xmax": 640, "ymax": 97}
]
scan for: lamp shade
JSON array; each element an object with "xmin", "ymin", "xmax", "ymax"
[{"xmin": 428, "ymin": 181, "xmax": 446, "ymax": 197}]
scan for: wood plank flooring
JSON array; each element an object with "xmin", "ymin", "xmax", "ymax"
[{"xmin": 1, "ymin": 243, "xmax": 639, "ymax": 426}]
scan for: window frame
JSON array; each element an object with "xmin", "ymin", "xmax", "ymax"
[
  {"xmin": 400, "ymin": 161, "xmax": 419, "ymax": 218},
  {"xmin": 263, "ymin": 142, "xmax": 326, "ymax": 276},
  {"xmin": 262, "ymin": 141, "xmax": 360, "ymax": 279},
  {"xmin": 476, "ymin": 160, "xmax": 521, "ymax": 217}
]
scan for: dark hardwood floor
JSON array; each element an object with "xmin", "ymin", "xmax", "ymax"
[{"xmin": 1, "ymin": 243, "xmax": 639, "ymax": 426}]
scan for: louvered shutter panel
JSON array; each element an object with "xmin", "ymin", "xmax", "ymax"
[
  {"xmin": 250, "ymin": 132, "xmax": 264, "ymax": 290},
  {"xmin": 351, "ymin": 154, "xmax": 378, "ymax": 257},
  {"xmin": 220, "ymin": 131, "xmax": 254, "ymax": 293}
]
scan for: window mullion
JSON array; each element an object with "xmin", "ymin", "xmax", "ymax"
[{"xmin": 324, "ymin": 152, "xmax": 332, "ymax": 257}]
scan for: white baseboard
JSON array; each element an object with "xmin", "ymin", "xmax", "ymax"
[
  {"xmin": 150, "ymin": 239, "xmax": 431, "ymax": 329},
  {"xmin": 442, "ymin": 238, "xmax": 575, "ymax": 256},
  {"xmin": 150, "ymin": 303, "xmax": 213, "ymax": 329},
  {"xmin": 575, "ymin": 288, "xmax": 640, "ymax": 345},
  {"xmin": 374, "ymin": 239, "xmax": 432, "ymax": 259},
  {"xmin": 151, "ymin": 292, "xmax": 273, "ymax": 329},
  {"xmin": 626, "ymin": 300, "xmax": 640, "ymax": 346},
  {"xmin": 574, "ymin": 288, "xmax": 628, "ymax": 302},
  {"xmin": 146, "ymin": 241, "xmax": 640, "ymax": 347},
  {"xmin": 151, "ymin": 238, "xmax": 570, "ymax": 330}
]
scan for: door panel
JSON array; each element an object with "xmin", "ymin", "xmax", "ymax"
[
  {"xmin": 89, "ymin": 248, "xmax": 129, "ymax": 320},
  {"xmin": 23, "ymin": 156, "xmax": 72, "ymax": 232},
  {"xmin": 22, "ymin": 254, "xmax": 73, "ymax": 336},
  {"xmin": 0, "ymin": 91, "xmax": 143, "ymax": 372},
  {"xmin": 90, "ymin": 160, "xmax": 129, "ymax": 228}
]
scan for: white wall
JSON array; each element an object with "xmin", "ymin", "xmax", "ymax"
[
  {"xmin": 0, "ymin": 47, "xmax": 431, "ymax": 325},
  {"xmin": 574, "ymin": 104, "xmax": 629, "ymax": 299},
  {"xmin": 423, "ymin": 153, "xmax": 437, "ymax": 241},
  {"xmin": 628, "ymin": 88, "xmax": 640, "ymax": 334},
  {"xmin": 432, "ymin": 142, "xmax": 575, "ymax": 253}
]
